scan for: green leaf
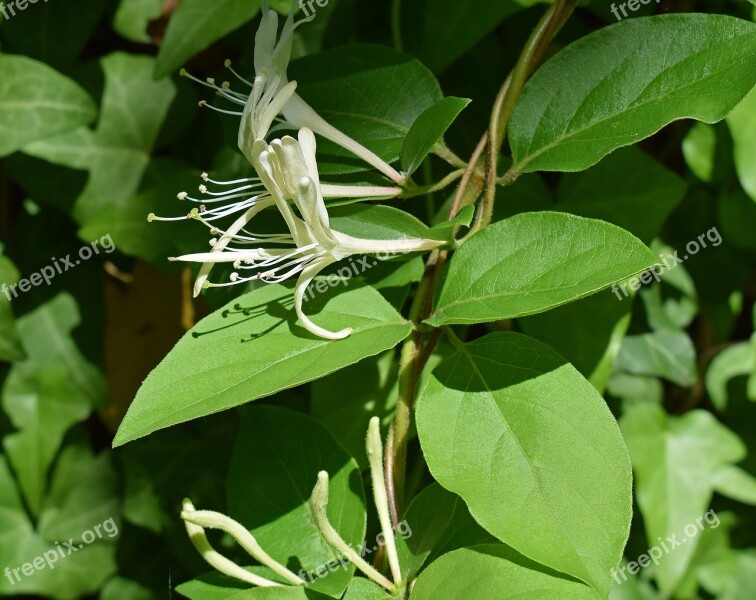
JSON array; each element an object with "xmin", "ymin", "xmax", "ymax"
[
  {"xmin": 113, "ymin": 282, "xmax": 411, "ymax": 446},
  {"xmin": 620, "ymin": 405, "xmax": 745, "ymax": 593},
  {"xmin": 155, "ymin": 0, "xmax": 261, "ymax": 79},
  {"xmin": 556, "ymin": 146, "xmax": 687, "ymax": 244},
  {"xmin": 416, "ymin": 332, "xmax": 632, "ymax": 595},
  {"xmin": 713, "ymin": 465, "xmax": 756, "ymax": 505},
  {"xmin": 727, "ymin": 85, "xmax": 756, "ymax": 202},
  {"xmin": 509, "ymin": 15, "xmax": 756, "ymax": 174},
  {"xmin": 426, "ymin": 212, "xmax": 658, "ymax": 326},
  {"xmin": 312, "ymin": 351, "xmax": 398, "ymax": 469},
  {"xmin": 341, "ymin": 578, "xmax": 390, "ymax": 600},
  {"xmin": 0, "ymin": 454, "xmax": 117, "ymax": 598},
  {"xmin": 682, "ymin": 123, "xmax": 717, "ymax": 183},
  {"xmin": 615, "ymin": 330, "xmax": 698, "ymax": 387},
  {"xmin": 227, "ymin": 406, "xmax": 365, "ymax": 597},
  {"xmin": 410, "ymin": 545, "xmax": 601, "ymax": 600},
  {"xmin": 706, "ymin": 342, "xmax": 753, "ymax": 410},
  {"xmin": 400, "ymin": 97, "xmax": 470, "ymax": 175},
  {"xmin": 0, "ymin": 55, "xmax": 96, "ymax": 158},
  {"xmin": 1, "ymin": 293, "xmax": 106, "ymax": 515},
  {"xmin": 113, "ymin": 0, "xmax": 164, "ymax": 43},
  {"xmin": 0, "ymin": 254, "xmax": 24, "ymax": 362},
  {"xmin": 519, "ymin": 290, "xmax": 632, "ymax": 393},
  {"xmin": 396, "ymin": 483, "xmax": 494, "ymax": 580},
  {"xmin": 23, "ymin": 53, "xmax": 176, "ymax": 227},
  {"xmin": 290, "ymin": 45, "xmax": 442, "ymax": 174}
]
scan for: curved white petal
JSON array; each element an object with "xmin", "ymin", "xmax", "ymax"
[{"xmin": 294, "ymin": 256, "xmax": 352, "ymax": 340}]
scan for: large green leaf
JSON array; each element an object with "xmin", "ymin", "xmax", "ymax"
[
  {"xmin": 0, "ymin": 254, "xmax": 24, "ymax": 362},
  {"xmin": 113, "ymin": 282, "xmax": 411, "ymax": 446},
  {"xmin": 621, "ymin": 405, "xmax": 746, "ymax": 594},
  {"xmin": 155, "ymin": 0, "xmax": 261, "ymax": 78},
  {"xmin": 227, "ymin": 406, "xmax": 365, "ymax": 597},
  {"xmin": 411, "ymin": 545, "xmax": 601, "ymax": 600},
  {"xmin": 23, "ymin": 53, "xmax": 176, "ymax": 227},
  {"xmin": 508, "ymin": 15, "xmax": 756, "ymax": 174},
  {"xmin": 416, "ymin": 332, "xmax": 632, "ymax": 595},
  {"xmin": 290, "ymin": 45, "xmax": 442, "ymax": 174},
  {"xmin": 0, "ymin": 55, "xmax": 96, "ymax": 157},
  {"xmin": 727, "ymin": 85, "xmax": 756, "ymax": 202},
  {"xmin": 426, "ymin": 212, "xmax": 657, "ymax": 326},
  {"xmin": 1, "ymin": 293, "xmax": 106, "ymax": 515}
]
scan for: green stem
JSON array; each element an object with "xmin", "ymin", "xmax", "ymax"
[
  {"xmin": 391, "ymin": 0, "xmax": 403, "ymax": 52},
  {"xmin": 401, "ymin": 169, "xmax": 464, "ymax": 198}
]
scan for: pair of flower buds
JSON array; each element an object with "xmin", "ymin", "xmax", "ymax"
[{"xmin": 151, "ymin": 0, "xmax": 444, "ymax": 339}]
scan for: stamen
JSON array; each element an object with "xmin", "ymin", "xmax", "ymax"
[
  {"xmin": 198, "ymin": 100, "xmax": 243, "ymax": 116},
  {"xmin": 225, "ymin": 59, "xmax": 254, "ymax": 88}
]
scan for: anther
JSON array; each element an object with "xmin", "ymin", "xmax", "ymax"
[{"xmin": 177, "ymin": 192, "xmax": 188, "ymax": 200}]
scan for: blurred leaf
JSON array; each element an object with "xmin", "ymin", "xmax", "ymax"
[
  {"xmin": 706, "ymin": 342, "xmax": 753, "ymax": 410},
  {"xmin": 227, "ymin": 406, "xmax": 365, "ymax": 596},
  {"xmin": 556, "ymin": 146, "xmax": 687, "ymax": 244},
  {"xmin": 403, "ymin": 0, "xmax": 541, "ymax": 73},
  {"xmin": 727, "ymin": 85, "xmax": 756, "ymax": 202},
  {"xmin": 0, "ymin": 55, "xmax": 96, "ymax": 158},
  {"xmin": 38, "ymin": 443, "xmax": 120, "ymax": 543},
  {"xmin": 509, "ymin": 15, "xmax": 756, "ymax": 173},
  {"xmin": 114, "ymin": 283, "xmax": 411, "ymax": 446},
  {"xmin": 290, "ymin": 45, "xmax": 442, "ymax": 174},
  {"xmin": 23, "ymin": 53, "xmax": 176, "ymax": 227},
  {"xmin": 717, "ymin": 188, "xmax": 756, "ymax": 252},
  {"xmin": 426, "ymin": 212, "xmax": 657, "ymax": 326},
  {"xmin": 101, "ymin": 576, "xmax": 156, "ymax": 600},
  {"xmin": 0, "ymin": 0, "xmax": 107, "ymax": 69},
  {"xmin": 621, "ymin": 405, "xmax": 745, "ymax": 593},
  {"xmin": 0, "ymin": 254, "xmax": 24, "ymax": 362},
  {"xmin": 713, "ymin": 465, "xmax": 756, "ymax": 505},
  {"xmin": 416, "ymin": 332, "xmax": 632, "ymax": 596},
  {"xmin": 400, "ymin": 97, "xmax": 470, "ymax": 175},
  {"xmin": 1, "ymin": 293, "xmax": 106, "ymax": 515},
  {"xmin": 113, "ymin": 0, "xmax": 164, "ymax": 43},
  {"xmin": 0, "ymin": 455, "xmax": 117, "ymax": 598},
  {"xmin": 615, "ymin": 330, "xmax": 698, "ymax": 387},
  {"xmin": 411, "ymin": 545, "xmax": 601, "ymax": 599},
  {"xmin": 155, "ymin": 0, "xmax": 261, "ymax": 79},
  {"xmin": 682, "ymin": 122, "xmax": 717, "ymax": 183}
]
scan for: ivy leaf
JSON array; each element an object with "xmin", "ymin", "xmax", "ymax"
[
  {"xmin": 1, "ymin": 294, "xmax": 106, "ymax": 515},
  {"xmin": 400, "ymin": 97, "xmax": 470, "ymax": 175},
  {"xmin": 23, "ymin": 53, "xmax": 176, "ymax": 227},
  {"xmin": 616, "ymin": 330, "xmax": 698, "ymax": 387},
  {"xmin": 113, "ymin": 282, "xmax": 411, "ymax": 446},
  {"xmin": 712, "ymin": 465, "xmax": 756, "ymax": 505},
  {"xmin": 509, "ymin": 15, "xmax": 756, "ymax": 174},
  {"xmin": 0, "ymin": 55, "xmax": 96, "ymax": 158},
  {"xmin": 426, "ymin": 212, "xmax": 658, "ymax": 326},
  {"xmin": 0, "ymin": 254, "xmax": 24, "ymax": 362},
  {"xmin": 155, "ymin": 0, "xmax": 261, "ymax": 78},
  {"xmin": 411, "ymin": 545, "xmax": 602, "ymax": 600},
  {"xmin": 705, "ymin": 342, "xmax": 754, "ymax": 410},
  {"xmin": 621, "ymin": 405, "xmax": 746, "ymax": 594},
  {"xmin": 416, "ymin": 332, "xmax": 632, "ymax": 596},
  {"xmin": 227, "ymin": 406, "xmax": 365, "ymax": 597}
]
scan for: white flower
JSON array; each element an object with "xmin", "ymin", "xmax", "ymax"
[
  {"xmin": 184, "ymin": 0, "xmax": 404, "ymax": 184},
  {"xmin": 171, "ymin": 128, "xmax": 443, "ymax": 340}
]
